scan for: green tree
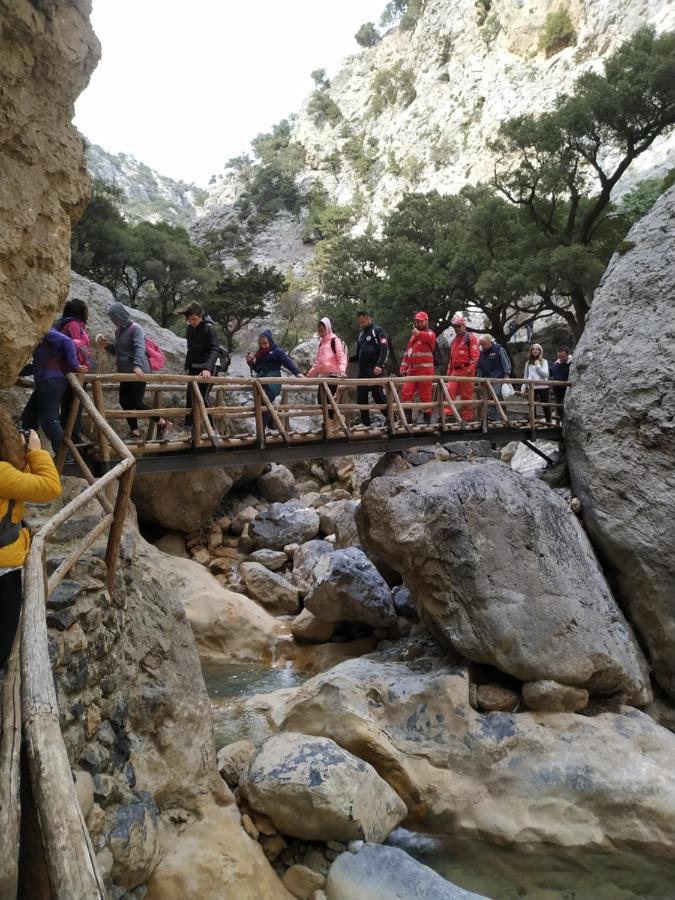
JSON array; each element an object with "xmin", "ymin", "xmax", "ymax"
[
  {"xmin": 208, "ymin": 266, "xmax": 288, "ymax": 351},
  {"xmin": 492, "ymin": 26, "xmax": 675, "ymax": 336},
  {"xmin": 355, "ymin": 22, "xmax": 380, "ymax": 47}
]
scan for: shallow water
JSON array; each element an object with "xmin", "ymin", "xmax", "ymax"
[
  {"xmin": 388, "ymin": 829, "xmax": 675, "ymax": 900},
  {"xmin": 204, "ymin": 663, "xmax": 675, "ymax": 900},
  {"xmin": 203, "ymin": 662, "xmax": 309, "ymax": 747}
]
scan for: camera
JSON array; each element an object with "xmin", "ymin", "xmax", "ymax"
[{"xmin": 18, "ymin": 428, "xmax": 32, "ymax": 445}]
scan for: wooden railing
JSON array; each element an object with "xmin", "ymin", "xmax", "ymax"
[
  {"xmin": 61, "ymin": 373, "xmax": 568, "ymax": 465},
  {"xmin": 2, "ymin": 378, "xmax": 135, "ymax": 899}
]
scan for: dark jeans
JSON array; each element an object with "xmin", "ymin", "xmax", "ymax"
[
  {"xmin": 119, "ymin": 380, "xmax": 152, "ymax": 432},
  {"xmin": 553, "ymin": 386, "xmax": 567, "ymax": 420},
  {"xmin": 0, "ymin": 569, "xmax": 22, "ymax": 670},
  {"xmin": 357, "ymin": 370, "xmax": 386, "ymax": 426},
  {"xmin": 262, "ymin": 383, "xmax": 281, "ymax": 430},
  {"xmin": 60, "ymin": 381, "xmax": 84, "ymax": 442},
  {"xmin": 184, "ymin": 379, "xmax": 213, "ymax": 428},
  {"xmin": 22, "ymin": 377, "xmax": 66, "ymax": 452},
  {"xmin": 318, "ymin": 382, "xmax": 339, "ymax": 420},
  {"xmin": 535, "ymin": 387, "xmax": 552, "ymax": 423}
]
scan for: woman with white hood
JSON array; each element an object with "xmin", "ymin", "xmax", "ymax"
[
  {"xmin": 307, "ymin": 317, "xmax": 348, "ymax": 433},
  {"xmin": 521, "ymin": 343, "xmax": 551, "ymax": 423}
]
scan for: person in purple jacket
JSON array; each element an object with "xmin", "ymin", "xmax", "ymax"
[{"xmin": 21, "ymin": 327, "xmax": 87, "ymax": 452}]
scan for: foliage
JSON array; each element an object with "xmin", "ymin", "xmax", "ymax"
[
  {"xmin": 207, "ymin": 266, "xmax": 288, "ymax": 350},
  {"xmin": 380, "ymin": 0, "xmax": 424, "ymax": 31},
  {"xmin": 481, "ymin": 12, "xmax": 501, "ymax": 49},
  {"xmin": 302, "ymin": 186, "xmax": 354, "ymax": 244},
  {"xmin": 475, "ymin": 0, "xmax": 491, "ymax": 27},
  {"xmin": 307, "ymin": 89, "xmax": 343, "ymax": 128},
  {"xmin": 492, "ymin": 26, "xmax": 675, "ymax": 335},
  {"xmin": 273, "ymin": 273, "xmax": 318, "ymax": 349},
  {"xmin": 355, "ymin": 22, "xmax": 381, "ymax": 48},
  {"xmin": 539, "ymin": 6, "xmax": 576, "ymax": 57},
  {"xmin": 616, "ymin": 169, "xmax": 675, "ymax": 221},
  {"xmin": 311, "ymin": 68, "xmax": 329, "ymax": 88},
  {"xmin": 321, "ymin": 150, "xmax": 343, "ymax": 175},
  {"xmin": 369, "ymin": 63, "xmax": 417, "ymax": 116},
  {"xmin": 342, "ymin": 133, "xmax": 380, "ymax": 181},
  {"xmin": 401, "ymin": 154, "xmax": 424, "ymax": 184}
]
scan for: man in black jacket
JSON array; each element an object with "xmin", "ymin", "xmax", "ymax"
[
  {"xmin": 181, "ymin": 301, "xmax": 220, "ymax": 428},
  {"xmin": 350, "ymin": 310, "xmax": 389, "ymax": 427}
]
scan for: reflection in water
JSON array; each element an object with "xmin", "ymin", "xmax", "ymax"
[
  {"xmin": 388, "ymin": 829, "xmax": 675, "ymax": 900},
  {"xmin": 204, "ymin": 664, "xmax": 675, "ymax": 900},
  {"xmin": 203, "ymin": 662, "xmax": 309, "ymax": 748}
]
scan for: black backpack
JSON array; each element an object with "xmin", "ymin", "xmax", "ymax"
[
  {"xmin": 215, "ymin": 344, "xmax": 231, "ymax": 374},
  {"xmin": 432, "ymin": 341, "xmax": 442, "ymax": 370}
]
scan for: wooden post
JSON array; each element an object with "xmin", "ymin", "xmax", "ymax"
[
  {"xmin": 191, "ymin": 380, "xmax": 203, "ymax": 449},
  {"xmin": 390, "ymin": 381, "xmax": 413, "ymax": 434},
  {"xmin": 386, "ymin": 381, "xmax": 396, "ymax": 435},
  {"xmin": 192, "ymin": 381, "xmax": 221, "ymax": 449},
  {"xmin": 145, "ymin": 388, "xmax": 161, "ymax": 443},
  {"xmin": 0, "ymin": 624, "xmax": 22, "ymax": 900},
  {"xmin": 486, "ymin": 381, "xmax": 512, "ymax": 427},
  {"xmin": 528, "ymin": 382, "xmax": 536, "ymax": 431},
  {"xmin": 104, "ymin": 463, "xmax": 135, "ymax": 593},
  {"xmin": 438, "ymin": 377, "xmax": 447, "ymax": 432},
  {"xmin": 91, "ymin": 379, "xmax": 111, "ymax": 500},
  {"xmin": 253, "ymin": 386, "xmax": 265, "ymax": 449},
  {"xmin": 481, "ymin": 380, "xmax": 489, "ymax": 433},
  {"xmin": 255, "ymin": 382, "xmax": 290, "ymax": 441},
  {"xmin": 55, "ymin": 377, "xmax": 82, "ymax": 473}
]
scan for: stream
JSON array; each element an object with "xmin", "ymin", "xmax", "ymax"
[{"xmin": 204, "ymin": 662, "xmax": 675, "ymax": 899}]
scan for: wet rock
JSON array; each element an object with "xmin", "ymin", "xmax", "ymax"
[
  {"xmin": 248, "ymin": 549, "xmax": 289, "ymax": 571},
  {"xmin": 522, "ymin": 680, "xmax": 589, "ymax": 713},
  {"xmin": 326, "ymin": 843, "xmax": 487, "ymax": 899},
  {"xmin": 305, "ymin": 548, "xmax": 396, "ymax": 629},
  {"xmin": 250, "ymin": 501, "xmax": 321, "ymax": 551},
  {"xmin": 476, "ymin": 684, "xmax": 519, "ymax": 713},
  {"xmin": 282, "ymin": 864, "xmax": 326, "ymax": 899},
  {"xmin": 217, "ymin": 740, "xmax": 256, "ymax": 788},
  {"xmin": 292, "ymin": 540, "xmax": 334, "ymax": 596},
  {"xmin": 566, "ymin": 185, "xmax": 675, "ymax": 700},
  {"xmin": 240, "ymin": 733, "xmax": 407, "ymax": 843},
  {"xmin": 358, "ymin": 461, "xmax": 650, "ymax": 704},
  {"xmin": 259, "ymin": 464, "xmax": 296, "ymax": 503},
  {"xmin": 291, "ymin": 609, "xmax": 337, "ymax": 644},
  {"xmin": 240, "ymin": 562, "xmax": 300, "ymax": 615}
]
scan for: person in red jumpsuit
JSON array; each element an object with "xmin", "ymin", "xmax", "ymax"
[
  {"xmin": 447, "ymin": 312, "xmax": 480, "ymax": 421},
  {"xmin": 400, "ymin": 311, "xmax": 436, "ymax": 424}
]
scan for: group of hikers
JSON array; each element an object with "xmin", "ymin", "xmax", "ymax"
[{"xmin": 15, "ymin": 298, "xmax": 572, "ymax": 453}]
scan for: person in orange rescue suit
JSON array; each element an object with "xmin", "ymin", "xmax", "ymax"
[
  {"xmin": 446, "ymin": 312, "xmax": 480, "ymax": 421},
  {"xmin": 399, "ymin": 311, "xmax": 436, "ymax": 424}
]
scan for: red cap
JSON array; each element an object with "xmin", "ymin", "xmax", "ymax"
[{"xmin": 414, "ymin": 311, "xmax": 429, "ymax": 322}]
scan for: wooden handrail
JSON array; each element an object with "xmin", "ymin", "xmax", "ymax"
[{"xmin": 18, "ymin": 374, "xmax": 136, "ymax": 899}]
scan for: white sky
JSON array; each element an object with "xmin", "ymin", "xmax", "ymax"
[{"xmin": 75, "ymin": 0, "xmax": 385, "ymax": 187}]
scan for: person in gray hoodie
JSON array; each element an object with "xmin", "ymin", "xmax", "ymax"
[{"xmin": 97, "ymin": 303, "xmax": 168, "ymax": 440}]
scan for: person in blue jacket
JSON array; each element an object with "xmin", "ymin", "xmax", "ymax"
[
  {"xmin": 477, "ymin": 335, "xmax": 512, "ymax": 421},
  {"xmin": 246, "ymin": 330, "xmax": 303, "ymax": 430},
  {"xmin": 21, "ymin": 327, "xmax": 87, "ymax": 452}
]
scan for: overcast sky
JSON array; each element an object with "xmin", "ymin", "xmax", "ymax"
[{"xmin": 75, "ymin": 0, "xmax": 385, "ymax": 186}]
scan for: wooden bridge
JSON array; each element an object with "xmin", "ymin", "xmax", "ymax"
[
  {"xmin": 57, "ymin": 371, "xmax": 566, "ymax": 475},
  {"xmin": 0, "ymin": 371, "xmax": 566, "ymax": 897}
]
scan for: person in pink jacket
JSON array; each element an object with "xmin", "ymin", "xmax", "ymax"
[{"xmin": 307, "ymin": 317, "xmax": 348, "ymax": 434}]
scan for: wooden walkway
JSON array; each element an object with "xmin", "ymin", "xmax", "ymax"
[{"xmin": 58, "ymin": 372, "xmax": 566, "ymax": 475}]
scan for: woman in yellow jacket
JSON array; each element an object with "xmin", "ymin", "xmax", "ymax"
[{"xmin": 0, "ymin": 407, "xmax": 61, "ymax": 669}]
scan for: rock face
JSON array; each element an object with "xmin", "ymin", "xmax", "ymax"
[
  {"xmin": 566, "ymin": 185, "xmax": 675, "ymax": 700},
  {"xmin": 250, "ymin": 501, "xmax": 320, "ymax": 551},
  {"xmin": 326, "ymin": 844, "xmax": 487, "ymax": 900},
  {"xmin": 240, "ymin": 733, "xmax": 407, "ymax": 843},
  {"xmin": 0, "ymin": 1, "xmax": 100, "ymax": 385},
  {"xmin": 305, "ymin": 547, "xmax": 396, "ymax": 629},
  {"xmin": 266, "ymin": 656, "xmax": 675, "ymax": 854},
  {"xmin": 358, "ymin": 462, "xmax": 650, "ymax": 703}
]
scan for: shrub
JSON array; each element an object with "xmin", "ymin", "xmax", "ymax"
[
  {"xmin": 343, "ymin": 133, "xmax": 380, "ymax": 180},
  {"xmin": 475, "ymin": 0, "xmax": 491, "ymax": 27},
  {"xmin": 539, "ymin": 6, "xmax": 577, "ymax": 57},
  {"xmin": 355, "ymin": 22, "xmax": 381, "ymax": 47},
  {"xmin": 481, "ymin": 12, "xmax": 501, "ymax": 49},
  {"xmin": 307, "ymin": 89, "xmax": 343, "ymax": 128},
  {"xmin": 401, "ymin": 154, "xmax": 424, "ymax": 184},
  {"xmin": 369, "ymin": 63, "xmax": 417, "ymax": 116},
  {"xmin": 380, "ymin": 0, "xmax": 424, "ymax": 31},
  {"xmin": 311, "ymin": 68, "xmax": 329, "ymax": 88}
]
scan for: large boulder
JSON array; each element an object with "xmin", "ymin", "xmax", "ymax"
[
  {"xmin": 240, "ymin": 733, "xmax": 407, "ymax": 843},
  {"xmin": 240, "ymin": 562, "xmax": 300, "ymax": 616},
  {"xmin": 292, "ymin": 539, "xmax": 334, "ymax": 596},
  {"xmin": 565, "ymin": 185, "xmax": 675, "ymax": 700},
  {"xmin": 262, "ymin": 656, "xmax": 675, "ymax": 855},
  {"xmin": 358, "ymin": 462, "xmax": 650, "ymax": 704},
  {"xmin": 250, "ymin": 501, "xmax": 320, "ymax": 551},
  {"xmin": 0, "ymin": 7, "xmax": 99, "ymax": 385},
  {"xmin": 258, "ymin": 464, "xmax": 296, "ymax": 503},
  {"xmin": 326, "ymin": 844, "xmax": 487, "ymax": 900},
  {"xmin": 305, "ymin": 547, "xmax": 397, "ymax": 629}
]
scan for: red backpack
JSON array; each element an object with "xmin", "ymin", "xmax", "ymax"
[{"xmin": 131, "ymin": 323, "xmax": 166, "ymax": 372}]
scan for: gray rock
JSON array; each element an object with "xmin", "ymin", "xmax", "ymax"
[
  {"xmin": 240, "ymin": 562, "xmax": 300, "ymax": 615},
  {"xmin": 258, "ymin": 463, "xmax": 296, "ymax": 503},
  {"xmin": 326, "ymin": 843, "xmax": 487, "ymax": 899},
  {"xmin": 566, "ymin": 185, "xmax": 675, "ymax": 700},
  {"xmin": 333, "ymin": 500, "xmax": 361, "ymax": 550},
  {"xmin": 240, "ymin": 733, "xmax": 407, "ymax": 843},
  {"xmin": 292, "ymin": 539, "xmax": 334, "ymax": 596},
  {"xmin": 291, "ymin": 608, "xmax": 336, "ymax": 643},
  {"xmin": 522, "ymin": 680, "xmax": 589, "ymax": 713},
  {"xmin": 305, "ymin": 547, "xmax": 397, "ymax": 629},
  {"xmin": 106, "ymin": 796, "xmax": 161, "ymax": 890},
  {"xmin": 216, "ymin": 740, "xmax": 256, "ymax": 788},
  {"xmin": 250, "ymin": 501, "xmax": 320, "ymax": 551},
  {"xmin": 392, "ymin": 585, "xmax": 418, "ymax": 619},
  {"xmin": 358, "ymin": 461, "xmax": 650, "ymax": 704},
  {"xmin": 247, "ymin": 548, "xmax": 289, "ymax": 571}
]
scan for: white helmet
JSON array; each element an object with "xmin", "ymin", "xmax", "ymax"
[{"xmin": 451, "ymin": 312, "xmax": 466, "ymax": 326}]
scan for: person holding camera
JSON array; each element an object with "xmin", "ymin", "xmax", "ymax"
[{"xmin": 0, "ymin": 408, "xmax": 61, "ymax": 669}]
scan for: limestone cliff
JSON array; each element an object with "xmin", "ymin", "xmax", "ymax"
[
  {"xmin": 201, "ymin": 0, "xmax": 675, "ymax": 273},
  {"xmin": 0, "ymin": 0, "xmax": 99, "ymax": 386}
]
